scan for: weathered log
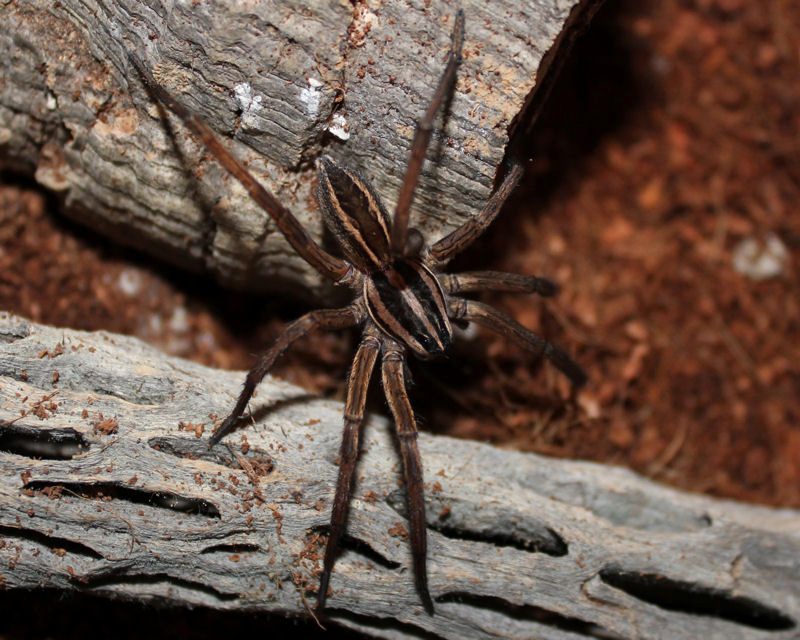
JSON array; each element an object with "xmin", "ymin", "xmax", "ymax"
[
  {"xmin": 1, "ymin": 313, "xmax": 799, "ymax": 639},
  {"xmin": 0, "ymin": 0, "xmax": 601, "ymax": 298}
]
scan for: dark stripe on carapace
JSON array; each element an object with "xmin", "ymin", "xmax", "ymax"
[
  {"xmin": 317, "ymin": 157, "xmax": 392, "ymax": 271},
  {"xmin": 392, "ymin": 260, "xmax": 451, "ymax": 341},
  {"xmin": 364, "ymin": 259, "xmax": 452, "ymax": 358}
]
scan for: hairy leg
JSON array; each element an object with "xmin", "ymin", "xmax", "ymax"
[
  {"xmin": 448, "ymin": 297, "xmax": 586, "ymax": 387},
  {"xmin": 317, "ymin": 330, "xmax": 381, "ymax": 610},
  {"xmin": 391, "ymin": 10, "xmax": 465, "ymax": 254},
  {"xmin": 128, "ymin": 54, "xmax": 351, "ymax": 283},
  {"xmin": 441, "ymin": 271, "xmax": 558, "ymax": 297},
  {"xmin": 427, "ymin": 162, "xmax": 524, "ymax": 264},
  {"xmin": 210, "ymin": 305, "xmax": 363, "ymax": 446},
  {"xmin": 381, "ymin": 343, "xmax": 434, "ymax": 614}
]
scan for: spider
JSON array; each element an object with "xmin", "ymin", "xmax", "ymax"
[{"xmin": 129, "ymin": 9, "xmax": 585, "ymax": 615}]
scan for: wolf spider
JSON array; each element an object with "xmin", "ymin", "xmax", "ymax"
[{"xmin": 129, "ymin": 9, "xmax": 585, "ymax": 614}]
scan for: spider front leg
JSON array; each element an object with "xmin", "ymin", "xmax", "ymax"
[
  {"xmin": 210, "ymin": 305, "xmax": 363, "ymax": 446},
  {"xmin": 448, "ymin": 297, "xmax": 587, "ymax": 388},
  {"xmin": 426, "ymin": 162, "xmax": 524, "ymax": 265},
  {"xmin": 381, "ymin": 342, "xmax": 434, "ymax": 614},
  {"xmin": 318, "ymin": 330, "xmax": 381, "ymax": 610},
  {"xmin": 391, "ymin": 10, "xmax": 465, "ymax": 254}
]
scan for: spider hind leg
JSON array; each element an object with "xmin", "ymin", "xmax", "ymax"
[
  {"xmin": 381, "ymin": 343, "xmax": 435, "ymax": 614},
  {"xmin": 317, "ymin": 332, "xmax": 381, "ymax": 610}
]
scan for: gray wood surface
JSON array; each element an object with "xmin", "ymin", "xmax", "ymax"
[
  {"xmin": 1, "ymin": 313, "xmax": 799, "ymax": 639},
  {"xmin": 0, "ymin": 0, "xmax": 598, "ymax": 298}
]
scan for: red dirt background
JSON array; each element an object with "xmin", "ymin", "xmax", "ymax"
[{"xmin": 1, "ymin": 0, "xmax": 799, "ymax": 634}]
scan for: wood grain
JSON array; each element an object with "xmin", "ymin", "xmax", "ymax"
[
  {"xmin": 1, "ymin": 314, "xmax": 799, "ymax": 639},
  {"xmin": 0, "ymin": 0, "xmax": 599, "ymax": 297}
]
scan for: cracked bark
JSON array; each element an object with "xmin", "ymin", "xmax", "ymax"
[
  {"xmin": 1, "ymin": 0, "xmax": 600, "ymax": 299},
  {"xmin": 1, "ymin": 314, "xmax": 799, "ymax": 640}
]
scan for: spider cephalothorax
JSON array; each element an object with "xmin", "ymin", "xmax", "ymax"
[{"xmin": 129, "ymin": 9, "xmax": 585, "ymax": 615}]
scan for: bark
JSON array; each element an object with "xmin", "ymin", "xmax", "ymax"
[
  {"xmin": 1, "ymin": 314, "xmax": 799, "ymax": 640},
  {"xmin": 0, "ymin": 0, "xmax": 601, "ymax": 298}
]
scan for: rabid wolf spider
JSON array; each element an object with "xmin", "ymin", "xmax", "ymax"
[{"xmin": 129, "ymin": 9, "xmax": 585, "ymax": 614}]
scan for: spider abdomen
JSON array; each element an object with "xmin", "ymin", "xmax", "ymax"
[{"xmin": 364, "ymin": 259, "xmax": 452, "ymax": 358}]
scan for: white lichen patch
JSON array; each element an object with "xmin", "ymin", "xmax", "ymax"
[
  {"xmin": 234, "ymin": 82, "xmax": 264, "ymax": 129},
  {"xmin": 732, "ymin": 233, "xmax": 789, "ymax": 281},
  {"xmin": 117, "ymin": 269, "xmax": 143, "ymax": 297},
  {"xmin": 299, "ymin": 77, "xmax": 323, "ymax": 118},
  {"xmin": 327, "ymin": 112, "xmax": 350, "ymax": 141}
]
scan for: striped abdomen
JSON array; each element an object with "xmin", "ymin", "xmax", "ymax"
[{"xmin": 364, "ymin": 259, "xmax": 453, "ymax": 358}]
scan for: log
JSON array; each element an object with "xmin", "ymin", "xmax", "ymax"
[
  {"xmin": 0, "ymin": 0, "xmax": 601, "ymax": 298},
  {"xmin": 1, "ymin": 313, "xmax": 799, "ymax": 639}
]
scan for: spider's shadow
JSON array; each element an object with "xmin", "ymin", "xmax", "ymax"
[
  {"xmin": 141, "ymin": 76, "xmax": 286, "ymax": 289},
  {"xmin": 146, "ymin": 93, "xmax": 231, "ymax": 273}
]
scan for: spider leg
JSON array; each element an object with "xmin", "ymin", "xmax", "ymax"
[
  {"xmin": 390, "ymin": 10, "xmax": 465, "ymax": 255},
  {"xmin": 427, "ymin": 162, "xmax": 524, "ymax": 264},
  {"xmin": 441, "ymin": 271, "xmax": 558, "ymax": 297},
  {"xmin": 318, "ymin": 330, "xmax": 381, "ymax": 610},
  {"xmin": 381, "ymin": 343, "xmax": 434, "ymax": 614},
  {"xmin": 210, "ymin": 305, "xmax": 363, "ymax": 447},
  {"xmin": 448, "ymin": 297, "xmax": 587, "ymax": 387},
  {"xmin": 127, "ymin": 54, "xmax": 351, "ymax": 283}
]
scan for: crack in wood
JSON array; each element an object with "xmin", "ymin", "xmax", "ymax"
[
  {"xmin": 599, "ymin": 568, "xmax": 796, "ymax": 632},
  {"xmin": 339, "ymin": 535, "xmax": 402, "ymax": 571},
  {"xmin": 432, "ymin": 522, "xmax": 568, "ymax": 557},
  {"xmin": 0, "ymin": 423, "xmax": 90, "ymax": 460},
  {"xmin": 327, "ymin": 608, "xmax": 446, "ymax": 640},
  {"xmin": 436, "ymin": 592, "xmax": 620, "ymax": 639},
  {"xmin": 0, "ymin": 524, "xmax": 104, "ymax": 559},
  {"xmin": 200, "ymin": 543, "xmax": 261, "ymax": 555},
  {"xmin": 81, "ymin": 572, "xmax": 241, "ymax": 601},
  {"xmin": 148, "ymin": 435, "xmax": 275, "ymax": 476},
  {"xmin": 23, "ymin": 481, "xmax": 221, "ymax": 519}
]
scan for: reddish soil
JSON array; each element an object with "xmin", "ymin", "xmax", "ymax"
[{"xmin": 2, "ymin": 0, "xmax": 799, "ymax": 522}]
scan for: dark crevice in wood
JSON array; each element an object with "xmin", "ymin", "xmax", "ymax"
[
  {"xmin": 0, "ymin": 524, "xmax": 104, "ymax": 559},
  {"xmin": 0, "ymin": 424, "xmax": 90, "ymax": 460},
  {"xmin": 148, "ymin": 436, "xmax": 275, "ymax": 476},
  {"xmin": 23, "ymin": 481, "xmax": 221, "ymax": 519},
  {"xmin": 599, "ymin": 568, "xmax": 796, "ymax": 631},
  {"xmin": 82, "ymin": 572, "xmax": 240, "ymax": 601},
  {"xmin": 200, "ymin": 543, "xmax": 261, "ymax": 555},
  {"xmin": 388, "ymin": 491, "xmax": 568, "ymax": 556},
  {"xmin": 339, "ymin": 535, "xmax": 402, "ymax": 570},
  {"xmin": 327, "ymin": 609, "xmax": 445, "ymax": 640},
  {"xmin": 431, "ymin": 522, "xmax": 568, "ymax": 557},
  {"xmin": 435, "ymin": 592, "xmax": 617, "ymax": 639},
  {"xmin": 311, "ymin": 527, "xmax": 401, "ymax": 570}
]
